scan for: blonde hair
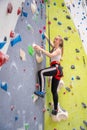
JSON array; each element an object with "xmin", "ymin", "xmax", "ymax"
[{"xmin": 58, "ymin": 35, "xmax": 64, "ymax": 56}]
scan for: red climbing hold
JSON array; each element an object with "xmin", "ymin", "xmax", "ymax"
[
  {"xmin": 7, "ymin": 2, "xmax": 13, "ymax": 14},
  {"xmin": 0, "ymin": 51, "xmax": 9, "ymax": 67},
  {"xmin": 17, "ymin": 7, "xmax": 21, "ymax": 15}
]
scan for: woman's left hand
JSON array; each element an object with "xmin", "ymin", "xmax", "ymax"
[{"xmin": 33, "ymin": 45, "xmax": 42, "ymax": 51}]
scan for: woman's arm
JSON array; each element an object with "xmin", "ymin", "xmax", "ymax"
[
  {"xmin": 44, "ymin": 33, "xmax": 54, "ymax": 48},
  {"xmin": 33, "ymin": 45, "xmax": 60, "ymax": 58}
]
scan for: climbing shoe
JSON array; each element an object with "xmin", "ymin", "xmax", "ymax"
[
  {"xmin": 51, "ymin": 109, "xmax": 58, "ymax": 115},
  {"xmin": 34, "ymin": 91, "xmax": 45, "ymax": 98}
]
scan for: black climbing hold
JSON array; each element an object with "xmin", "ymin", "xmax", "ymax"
[
  {"xmin": 53, "ymin": 17, "xmax": 57, "ymax": 21},
  {"xmin": 80, "ymin": 126, "xmax": 85, "ymax": 130},
  {"xmin": 65, "ymin": 87, "xmax": 71, "ymax": 92},
  {"xmin": 81, "ymin": 102, "xmax": 87, "ymax": 108},
  {"xmin": 72, "ymin": 4, "xmax": 75, "ymax": 7},
  {"xmin": 83, "ymin": 120, "xmax": 87, "ymax": 127},
  {"xmin": 61, "ymin": 2, "xmax": 65, "ymax": 7},
  {"xmin": 76, "ymin": 76, "xmax": 80, "ymax": 80},
  {"xmin": 72, "ymin": 129, "xmax": 76, "ymax": 130},
  {"xmin": 83, "ymin": 56, "xmax": 86, "ymax": 64},
  {"xmin": 64, "ymin": 37, "xmax": 68, "ymax": 41},
  {"xmin": 66, "ymin": 15, "xmax": 71, "ymax": 19},
  {"xmin": 48, "ymin": 5, "xmax": 50, "ymax": 7},
  {"xmin": 4, "ymin": 36, "xmax": 7, "ymax": 42},
  {"xmin": 53, "ymin": 2, "xmax": 56, "ymax": 6},
  {"xmin": 67, "ymin": 26, "xmax": 72, "ymax": 30},
  {"xmin": 71, "ymin": 65, "xmax": 75, "ymax": 69},
  {"xmin": 75, "ymin": 48, "xmax": 80, "ymax": 53}
]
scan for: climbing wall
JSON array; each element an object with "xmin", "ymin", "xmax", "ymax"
[
  {"xmin": 0, "ymin": 0, "xmax": 46, "ymax": 130},
  {"xmin": 44, "ymin": 0, "xmax": 87, "ymax": 130}
]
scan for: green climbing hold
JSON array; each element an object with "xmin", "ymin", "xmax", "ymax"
[
  {"xmin": 28, "ymin": 45, "xmax": 34, "ymax": 56},
  {"xmin": 24, "ymin": 123, "xmax": 29, "ymax": 130}
]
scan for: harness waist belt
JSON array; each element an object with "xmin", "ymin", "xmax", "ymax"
[{"xmin": 50, "ymin": 61, "xmax": 60, "ymax": 66}]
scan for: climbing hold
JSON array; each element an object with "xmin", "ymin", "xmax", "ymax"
[
  {"xmin": 31, "ymin": 0, "xmax": 37, "ymax": 14},
  {"xmin": 80, "ymin": 126, "xmax": 85, "ymax": 130},
  {"xmin": 17, "ymin": 7, "xmax": 21, "ymax": 15},
  {"xmin": 4, "ymin": 36, "xmax": 7, "ymax": 42},
  {"xmin": 20, "ymin": 48, "xmax": 26, "ymax": 61},
  {"xmin": 0, "ymin": 82, "xmax": 8, "ymax": 91},
  {"xmin": 75, "ymin": 48, "xmax": 80, "ymax": 53},
  {"xmin": 43, "ymin": 25, "xmax": 46, "ymax": 30},
  {"xmin": 53, "ymin": 17, "xmax": 57, "ymax": 21},
  {"xmin": 10, "ymin": 34, "xmax": 22, "ymax": 46},
  {"xmin": 71, "ymin": 65, "xmax": 75, "ymax": 69},
  {"xmin": 22, "ymin": 11, "xmax": 28, "ymax": 17},
  {"xmin": 7, "ymin": 2, "xmax": 13, "ymax": 14},
  {"xmin": 76, "ymin": 76, "xmax": 80, "ymax": 80},
  {"xmin": 42, "ymin": 33, "xmax": 45, "ymax": 40},
  {"xmin": 81, "ymin": 102, "xmax": 87, "ymax": 108},
  {"xmin": 83, "ymin": 56, "xmax": 86, "ymax": 64},
  {"xmin": 83, "ymin": 120, "xmax": 87, "ymax": 127},
  {"xmin": 27, "ymin": 2, "xmax": 29, "ymax": 6},
  {"xmin": 34, "ymin": 116, "xmax": 36, "ymax": 120},
  {"xmin": 71, "ymin": 76, "xmax": 74, "ymax": 80},
  {"xmin": 36, "ymin": 51, "xmax": 43, "ymax": 63},
  {"xmin": 24, "ymin": 123, "xmax": 29, "ymax": 130},
  {"xmin": 0, "ymin": 51, "xmax": 9, "ymax": 66},
  {"xmin": 48, "ymin": 21, "xmax": 51, "ymax": 25},
  {"xmin": 10, "ymin": 30, "xmax": 15, "ymax": 38},
  {"xmin": 11, "ymin": 105, "xmax": 15, "ymax": 111},
  {"xmin": 36, "ymin": 83, "xmax": 39, "ymax": 89},
  {"xmin": 39, "ymin": 29, "xmax": 42, "ymax": 34},
  {"xmin": 27, "ymin": 24, "xmax": 33, "ymax": 30},
  {"xmin": 65, "ymin": 87, "xmax": 71, "ymax": 92},
  {"xmin": 32, "ymin": 94, "xmax": 38, "ymax": 102},
  {"xmin": 67, "ymin": 26, "xmax": 72, "ymax": 30},
  {"xmin": 61, "ymin": 3, "xmax": 65, "ymax": 7},
  {"xmin": 64, "ymin": 37, "xmax": 68, "ymax": 41},
  {"xmin": 57, "ymin": 21, "xmax": 62, "ymax": 25},
  {"xmin": 42, "ymin": 108, "xmax": 46, "ymax": 113},
  {"xmin": 28, "ymin": 45, "xmax": 34, "ymax": 56},
  {"xmin": 66, "ymin": 15, "xmax": 71, "ymax": 19},
  {"xmin": 15, "ymin": 116, "xmax": 18, "ymax": 121},
  {"xmin": 53, "ymin": 2, "xmax": 56, "ymax": 6},
  {"xmin": 0, "ymin": 41, "xmax": 6, "ymax": 49}
]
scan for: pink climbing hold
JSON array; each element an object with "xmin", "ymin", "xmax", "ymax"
[{"xmin": 39, "ymin": 29, "xmax": 42, "ymax": 34}]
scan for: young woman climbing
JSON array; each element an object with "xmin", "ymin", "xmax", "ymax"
[{"xmin": 33, "ymin": 33, "xmax": 64, "ymax": 115}]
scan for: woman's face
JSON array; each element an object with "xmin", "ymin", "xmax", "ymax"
[{"xmin": 53, "ymin": 36, "xmax": 60, "ymax": 48}]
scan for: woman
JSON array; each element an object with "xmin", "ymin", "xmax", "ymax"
[{"xmin": 33, "ymin": 33, "xmax": 63, "ymax": 115}]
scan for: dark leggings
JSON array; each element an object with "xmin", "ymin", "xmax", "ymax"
[{"xmin": 38, "ymin": 65, "xmax": 61, "ymax": 110}]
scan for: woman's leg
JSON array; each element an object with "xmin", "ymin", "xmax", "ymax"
[
  {"xmin": 51, "ymin": 77, "xmax": 60, "ymax": 110},
  {"xmin": 38, "ymin": 66, "xmax": 57, "ymax": 92}
]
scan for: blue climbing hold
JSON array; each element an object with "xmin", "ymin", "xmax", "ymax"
[
  {"xmin": 0, "ymin": 41, "xmax": 6, "ymax": 49},
  {"xmin": 0, "ymin": 82, "xmax": 8, "ymax": 91},
  {"xmin": 10, "ymin": 34, "xmax": 22, "ymax": 46},
  {"xmin": 22, "ymin": 11, "xmax": 28, "ymax": 17}
]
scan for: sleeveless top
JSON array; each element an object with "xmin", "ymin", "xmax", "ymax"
[{"xmin": 51, "ymin": 48, "xmax": 61, "ymax": 62}]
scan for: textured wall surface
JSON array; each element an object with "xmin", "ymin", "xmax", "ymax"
[{"xmin": 0, "ymin": 0, "xmax": 46, "ymax": 130}]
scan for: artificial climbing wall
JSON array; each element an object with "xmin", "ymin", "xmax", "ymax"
[
  {"xmin": 44, "ymin": 0, "xmax": 87, "ymax": 130},
  {"xmin": 0, "ymin": 0, "xmax": 46, "ymax": 130}
]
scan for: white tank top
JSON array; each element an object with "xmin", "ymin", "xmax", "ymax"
[{"xmin": 51, "ymin": 48, "xmax": 61, "ymax": 62}]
